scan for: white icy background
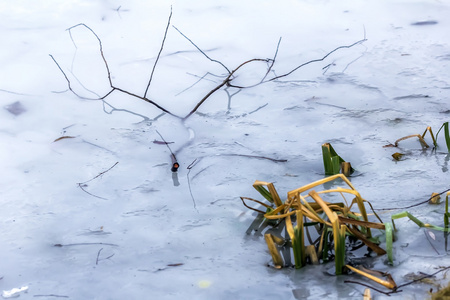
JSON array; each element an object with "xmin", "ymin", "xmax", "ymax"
[{"xmin": 1, "ymin": 1, "xmax": 449, "ymax": 299}]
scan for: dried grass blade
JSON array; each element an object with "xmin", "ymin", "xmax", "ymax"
[
  {"xmin": 264, "ymin": 234, "xmax": 284, "ymax": 268},
  {"xmin": 346, "ymin": 226, "xmax": 386, "ymax": 255},
  {"xmin": 345, "ymin": 265, "xmax": 397, "ymax": 289},
  {"xmin": 394, "ymin": 134, "xmax": 429, "ymax": 148},
  {"xmin": 338, "ymin": 216, "xmax": 385, "ymax": 230},
  {"xmin": 240, "ymin": 197, "xmax": 270, "ymax": 214},
  {"xmin": 305, "ymin": 245, "xmax": 319, "ymax": 265}
]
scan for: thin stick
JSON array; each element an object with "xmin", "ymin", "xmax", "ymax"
[
  {"xmin": 345, "ymin": 280, "xmax": 395, "ymax": 296},
  {"xmin": 393, "ymin": 265, "xmax": 450, "ymax": 291},
  {"xmin": 96, "ymin": 248, "xmax": 103, "ymax": 265},
  {"xmin": 77, "ymin": 162, "xmax": 119, "ymax": 200},
  {"xmin": 186, "ymin": 159, "xmax": 199, "ymax": 212},
  {"xmin": 79, "ymin": 162, "xmax": 119, "ymax": 185},
  {"xmin": 113, "ymin": 87, "xmax": 179, "ymax": 117},
  {"xmin": 269, "ymin": 38, "xmax": 367, "ymax": 81},
  {"xmin": 54, "ymin": 242, "xmax": 118, "ymax": 247},
  {"xmin": 376, "ymin": 188, "xmax": 450, "ymax": 211},
  {"xmin": 33, "ymin": 295, "xmax": 69, "ymax": 298},
  {"xmin": 144, "ymin": 7, "xmax": 172, "ymax": 98},
  {"xmin": 263, "ymin": 37, "xmax": 282, "ymax": 81},
  {"xmin": 173, "ymin": 25, "xmax": 231, "ymax": 74},
  {"xmin": 66, "ymin": 23, "xmax": 113, "ymax": 87},
  {"xmin": 77, "ymin": 184, "xmax": 107, "ymax": 200},
  {"xmin": 155, "ymin": 130, "xmax": 178, "ymax": 171}
]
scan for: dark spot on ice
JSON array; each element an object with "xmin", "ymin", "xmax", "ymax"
[
  {"xmin": 411, "ymin": 20, "xmax": 438, "ymax": 26},
  {"xmin": 4, "ymin": 101, "xmax": 26, "ymax": 116},
  {"xmin": 393, "ymin": 94, "xmax": 430, "ymax": 100}
]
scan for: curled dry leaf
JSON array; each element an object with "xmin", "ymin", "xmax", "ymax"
[{"xmin": 53, "ymin": 136, "xmax": 76, "ymax": 142}]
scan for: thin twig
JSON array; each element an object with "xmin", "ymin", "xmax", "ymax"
[
  {"xmin": 144, "ymin": 6, "xmax": 172, "ymax": 98},
  {"xmin": 269, "ymin": 38, "xmax": 367, "ymax": 81},
  {"xmin": 227, "ymin": 37, "xmax": 366, "ymax": 89},
  {"xmin": 54, "ymin": 242, "xmax": 118, "ymax": 247},
  {"xmin": 33, "ymin": 295, "xmax": 69, "ymax": 298},
  {"xmin": 172, "ymin": 25, "xmax": 231, "ymax": 74},
  {"xmin": 96, "ymin": 248, "xmax": 103, "ymax": 265},
  {"xmin": 186, "ymin": 159, "xmax": 199, "ymax": 212},
  {"xmin": 393, "ymin": 265, "xmax": 450, "ymax": 291},
  {"xmin": 376, "ymin": 188, "xmax": 450, "ymax": 211},
  {"xmin": 221, "ymin": 153, "xmax": 287, "ymax": 162},
  {"xmin": 79, "ymin": 162, "xmax": 119, "ymax": 185},
  {"xmin": 345, "ymin": 280, "xmax": 395, "ymax": 296},
  {"xmin": 77, "ymin": 184, "xmax": 107, "ymax": 200},
  {"xmin": 155, "ymin": 130, "xmax": 178, "ymax": 171},
  {"xmin": 77, "ymin": 162, "xmax": 119, "ymax": 200},
  {"xmin": 66, "ymin": 23, "xmax": 113, "ymax": 87},
  {"xmin": 263, "ymin": 37, "xmax": 282, "ymax": 82},
  {"xmin": 113, "ymin": 87, "xmax": 178, "ymax": 117}
]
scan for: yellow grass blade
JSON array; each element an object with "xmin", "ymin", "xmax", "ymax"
[
  {"xmin": 264, "ymin": 234, "xmax": 284, "ymax": 268},
  {"xmin": 305, "ymin": 245, "xmax": 319, "ymax": 265},
  {"xmin": 346, "ymin": 265, "xmax": 397, "ymax": 289},
  {"xmin": 394, "ymin": 134, "xmax": 429, "ymax": 148}
]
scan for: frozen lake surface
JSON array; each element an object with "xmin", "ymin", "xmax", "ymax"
[{"xmin": 1, "ymin": 1, "xmax": 449, "ymax": 299}]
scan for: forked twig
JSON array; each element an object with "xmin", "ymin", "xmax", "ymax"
[
  {"xmin": 77, "ymin": 162, "xmax": 119, "ymax": 199},
  {"xmin": 144, "ymin": 6, "xmax": 172, "ymax": 98}
]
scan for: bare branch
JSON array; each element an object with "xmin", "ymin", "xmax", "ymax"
[
  {"xmin": 144, "ymin": 6, "xmax": 172, "ymax": 98},
  {"xmin": 53, "ymin": 21, "xmax": 367, "ymax": 122},
  {"xmin": 173, "ymin": 25, "xmax": 231, "ymax": 74},
  {"xmin": 269, "ymin": 38, "xmax": 367, "ymax": 81},
  {"xmin": 183, "ymin": 58, "xmax": 269, "ymax": 119}
]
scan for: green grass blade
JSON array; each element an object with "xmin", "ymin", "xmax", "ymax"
[
  {"xmin": 445, "ymin": 122, "xmax": 450, "ymax": 152},
  {"xmin": 253, "ymin": 183, "xmax": 273, "ymax": 203},
  {"xmin": 322, "ymin": 144, "xmax": 334, "ymax": 175},
  {"xmin": 446, "ymin": 192, "xmax": 449, "ymax": 228},
  {"xmin": 292, "ymin": 210, "xmax": 306, "ymax": 269},
  {"xmin": 436, "ymin": 122, "xmax": 450, "ymax": 152},
  {"xmin": 322, "ymin": 143, "xmax": 354, "ymax": 175},
  {"xmin": 385, "ymin": 222, "xmax": 394, "ymax": 265}
]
